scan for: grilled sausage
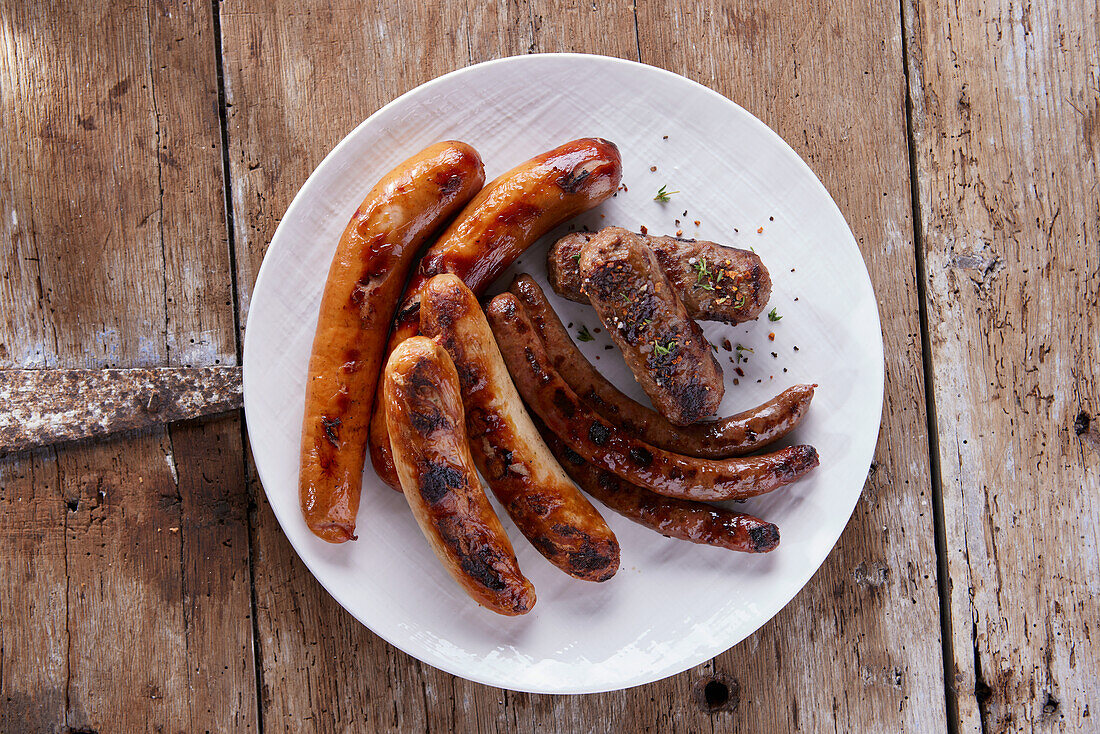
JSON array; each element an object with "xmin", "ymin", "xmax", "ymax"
[
  {"xmin": 420, "ymin": 275, "xmax": 619, "ymax": 581},
  {"xmin": 299, "ymin": 141, "xmax": 484, "ymax": 543},
  {"xmin": 548, "ymin": 228, "xmax": 771, "ymax": 323},
  {"xmin": 369, "ymin": 138, "xmax": 623, "ymax": 489},
  {"xmin": 384, "ymin": 337, "xmax": 536, "ymax": 615},
  {"xmin": 487, "ymin": 293, "xmax": 819, "ymax": 502},
  {"xmin": 508, "ymin": 275, "xmax": 814, "ymax": 457},
  {"xmin": 578, "ymin": 228, "xmax": 724, "ymax": 425},
  {"xmin": 540, "ymin": 428, "xmax": 780, "ymax": 553}
]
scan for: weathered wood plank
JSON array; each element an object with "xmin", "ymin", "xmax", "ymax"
[
  {"xmin": 0, "ymin": 2, "xmax": 255, "ymax": 732},
  {"xmin": 905, "ymin": 0, "xmax": 1100, "ymax": 731},
  {"xmin": 224, "ymin": 2, "xmax": 946, "ymax": 732}
]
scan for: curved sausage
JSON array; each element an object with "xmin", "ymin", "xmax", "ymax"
[
  {"xmin": 420, "ymin": 274, "xmax": 619, "ymax": 581},
  {"xmin": 369, "ymin": 138, "xmax": 623, "ymax": 489},
  {"xmin": 540, "ymin": 428, "xmax": 780, "ymax": 553},
  {"xmin": 547, "ymin": 228, "xmax": 772, "ymax": 323},
  {"xmin": 508, "ymin": 274, "xmax": 815, "ymax": 457},
  {"xmin": 299, "ymin": 141, "xmax": 484, "ymax": 543},
  {"xmin": 578, "ymin": 227, "xmax": 724, "ymax": 425},
  {"xmin": 384, "ymin": 337, "xmax": 536, "ymax": 615},
  {"xmin": 487, "ymin": 293, "xmax": 819, "ymax": 502}
]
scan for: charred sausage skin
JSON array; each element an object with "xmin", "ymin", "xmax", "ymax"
[
  {"xmin": 384, "ymin": 337, "xmax": 536, "ymax": 615},
  {"xmin": 540, "ymin": 428, "xmax": 780, "ymax": 553},
  {"xmin": 299, "ymin": 141, "xmax": 484, "ymax": 543},
  {"xmin": 420, "ymin": 274, "xmax": 619, "ymax": 582},
  {"xmin": 369, "ymin": 138, "xmax": 623, "ymax": 489},
  {"xmin": 548, "ymin": 228, "xmax": 772, "ymax": 324},
  {"xmin": 578, "ymin": 228, "xmax": 724, "ymax": 425},
  {"xmin": 487, "ymin": 293, "xmax": 819, "ymax": 502},
  {"xmin": 508, "ymin": 275, "xmax": 814, "ymax": 457}
]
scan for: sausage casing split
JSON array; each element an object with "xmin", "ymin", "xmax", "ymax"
[
  {"xmin": 419, "ymin": 274, "xmax": 619, "ymax": 581},
  {"xmin": 384, "ymin": 337, "xmax": 536, "ymax": 615},
  {"xmin": 487, "ymin": 293, "xmax": 819, "ymax": 502},
  {"xmin": 299, "ymin": 141, "xmax": 484, "ymax": 543},
  {"xmin": 369, "ymin": 138, "xmax": 623, "ymax": 489},
  {"xmin": 548, "ymin": 228, "xmax": 772, "ymax": 324},
  {"xmin": 508, "ymin": 274, "xmax": 815, "ymax": 457},
  {"xmin": 578, "ymin": 227, "xmax": 724, "ymax": 425},
  {"xmin": 539, "ymin": 427, "xmax": 780, "ymax": 553}
]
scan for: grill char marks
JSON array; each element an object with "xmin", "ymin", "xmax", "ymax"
[{"xmin": 578, "ymin": 228, "xmax": 724, "ymax": 426}]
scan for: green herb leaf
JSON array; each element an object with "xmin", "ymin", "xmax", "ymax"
[
  {"xmin": 654, "ymin": 185, "xmax": 679, "ymax": 203},
  {"xmin": 576, "ymin": 325, "xmax": 595, "ymax": 342},
  {"xmin": 735, "ymin": 343, "xmax": 754, "ymax": 364},
  {"xmin": 571, "ymin": 253, "xmax": 582, "ymax": 262},
  {"xmin": 653, "ymin": 339, "xmax": 677, "ymax": 357},
  {"xmin": 768, "ymin": 307, "xmax": 782, "ymax": 322},
  {"xmin": 692, "ymin": 258, "xmax": 715, "ymax": 290}
]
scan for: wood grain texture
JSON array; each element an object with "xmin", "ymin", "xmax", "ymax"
[
  {"xmin": 221, "ymin": 1, "xmax": 946, "ymax": 732},
  {"xmin": 0, "ymin": 2, "xmax": 255, "ymax": 732},
  {"xmin": 905, "ymin": 0, "xmax": 1100, "ymax": 731}
]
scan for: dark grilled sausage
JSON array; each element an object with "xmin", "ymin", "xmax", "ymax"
[
  {"xmin": 541, "ymin": 428, "xmax": 780, "ymax": 553},
  {"xmin": 384, "ymin": 336, "xmax": 536, "ymax": 615},
  {"xmin": 487, "ymin": 293, "xmax": 819, "ymax": 502},
  {"xmin": 548, "ymin": 228, "xmax": 772, "ymax": 323},
  {"xmin": 420, "ymin": 274, "xmax": 619, "ymax": 581},
  {"xmin": 299, "ymin": 141, "xmax": 484, "ymax": 543},
  {"xmin": 369, "ymin": 138, "xmax": 623, "ymax": 490},
  {"xmin": 508, "ymin": 275, "xmax": 814, "ymax": 457},
  {"xmin": 578, "ymin": 228, "xmax": 723, "ymax": 425}
]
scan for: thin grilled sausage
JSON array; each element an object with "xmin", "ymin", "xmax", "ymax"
[
  {"xmin": 369, "ymin": 138, "xmax": 623, "ymax": 489},
  {"xmin": 547, "ymin": 228, "xmax": 772, "ymax": 323},
  {"xmin": 487, "ymin": 293, "xmax": 819, "ymax": 502},
  {"xmin": 578, "ymin": 227, "xmax": 724, "ymax": 425},
  {"xmin": 299, "ymin": 142, "xmax": 484, "ymax": 543},
  {"xmin": 540, "ymin": 427, "xmax": 780, "ymax": 553},
  {"xmin": 508, "ymin": 275, "xmax": 815, "ymax": 457},
  {"xmin": 420, "ymin": 274, "xmax": 619, "ymax": 581},
  {"xmin": 384, "ymin": 337, "xmax": 536, "ymax": 615}
]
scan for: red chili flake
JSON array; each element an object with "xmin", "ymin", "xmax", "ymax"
[
  {"xmin": 674, "ymin": 219, "xmax": 680, "ymax": 226},
  {"xmin": 676, "ymin": 229, "xmax": 683, "ymax": 236},
  {"xmin": 734, "ymin": 367, "xmax": 745, "ymax": 377},
  {"xmin": 623, "ymin": 184, "xmax": 629, "ymax": 192},
  {"xmin": 662, "ymin": 135, "xmax": 669, "ymax": 139},
  {"xmin": 600, "ymin": 213, "xmax": 605, "ymax": 218},
  {"xmin": 757, "ymin": 226, "xmax": 764, "ymax": 234},
  {"xmin": 694, "ymin": 220, "xmax": 700, "ymax": 226},
  {"xmin": 640, "ymin": 225, "xmax": 648, "ymax": 235},
  {"xmin": 650, "ymin": 165, "xmax": 657, "ymax": 172},
  {"xmin": 593, "ymin": 327, "xmax": 601, "ymax": 333},
  {"xmin": 790, "ymin": 268, "xmax": 796, "ymax": 272},
  {"xmin": 768, "ymin": 332, "xmax": 776, "ymax": 341},
  {"xmin": 721, "ymin": 338, "xmax": 732, "ymax": 352}
]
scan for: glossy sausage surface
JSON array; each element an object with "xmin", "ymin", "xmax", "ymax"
[
  {"xmin": 540, "ymin": 428, "xmax": 780, "ymax": 553},
  {"xmin": 420, "ymin": 274, "xmax": 619, "ymax": 581},
  {"xmin": 384, "ymin": 337, "xmax": 536, "ymax": 615},
  {"xmin": 509, "ymin": 275, "xmax": 815, "ymax": 457},
  {"xmin": 578, "ymin": 227, "xmax": 724, "ymax": 425},
  {"xmin": 299, "ymin": 141, "xmax": 484, "ymax": 543},
  {"xmin": 369, "ymin": 138, "xmax": 623, "ymax": 489},
  {"xmin": 487, "ymin": 293, "xmax": 819, "ymax": 502}
]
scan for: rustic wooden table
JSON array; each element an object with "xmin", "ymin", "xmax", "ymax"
[{"xmin": 1, "ymin": 2, "xmax": 1096, "ymax": 732}]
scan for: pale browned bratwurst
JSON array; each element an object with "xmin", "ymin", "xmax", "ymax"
[
  {"xmin": 548, "ymin": 228, "xmax": 771, "ymax": 324},
  {"xmin": 384, "ymin": 337, "xmax": 536, "ymax": 616},
  {"xmin": 419, "ymin": 274, "xmax": 619, "ymax": 582},
  {"xmin": 508, "ymin": 275, "xmax": 815, "ymax": 458},
  {"xmin": 578, "ymin": 228, "xmax": 724, "ymax": 426}
]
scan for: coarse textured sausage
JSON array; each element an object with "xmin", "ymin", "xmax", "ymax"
[
  {"xmin": 547, "ymin": 228, "xmax": 772, "ymax": 323},
  {"xmin": 508, "ymin": 275, "xmax": 815, "ymax": 457},
  {"xmin": 384, "ymin": 336, "xmax": 536, "ymax": 615},
  {"xmin": 578, "ymin": 227, "xmax": 724, "ymax": 425},
  {"xmin": 539, "ymin": 427, "xmax": 780, "ymax": 553},
  {"xmin": 487, "ymin": 293, "xmax": 819, "ymax": 502},
  {"xmin": 419, "ymin": 274, "xmax": 619, "ymax": 581},
  {"xmin": 369, "ymin": 138, "xmax": 623, "ymax": 489},
  {"xmin": 299, "ymin": 142, "xmax": 484, "ymax": 543}
]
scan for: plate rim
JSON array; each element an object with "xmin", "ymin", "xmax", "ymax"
[{"xmin": 242, "ymin": 51, "xmax": 885, "ymax": 694}]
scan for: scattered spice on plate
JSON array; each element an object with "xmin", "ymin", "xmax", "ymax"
[
  {"xmin": 650, "ymin": 165, "xmax": 657, "ymax": 172},
  {"xmin": 639, "ymin": 224, "xmax": 648, "ymax": 235},
  {"xmin": 662, "ymin": 135, "xmax": 668, "ymax": 139},
  {"xmin": 771, "ymin": 352, "xmax": 778, "ymax": 359},
  {"xmin": 793, "ymin": 345, "xmax": 800, "ymax": 351},
  {"xmin": 694, "ymin": 220, "xmax": 700, "ymax": 226},
  {"xmin": 604, "ymin": 344, "xmax": 614, "ymax": 350},
  {"xmin": 576, "ymin": 325, "xmax": 594, "ymax": 342},
  {"xmin": 769, "ymin": 216, "xmax": 774, "ymax": 221},
  {"xmin": 768, "ymin": 332, "xmax": 776, "ymax": 341},
  {"xmin": 654, "ymin": 185, "xmax": 677, "ymax": 202},
  {"xmin": 721, "ymin": 338, "xmax": 732, "ymax": 352},
  {"xmin": 593, "ymin": 327, "xmax": 602, "ymax": 333},
  {"xmin": 734, "ymin": 366, "xmax": 745, "ymax": 377},
  {"xmin": 676, "ymin": 229, "xmax": 683, "ymax": 236},
  {"xmin": 757, "ymin": 226, "xmax": 764, "ymax": 234},
  {"xmin": 733, "ymin": 378, "xmax": 739, "ymax": 385}
]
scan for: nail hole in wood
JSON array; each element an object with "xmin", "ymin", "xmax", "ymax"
[
  {"xmin": 693, "ymin": 674, "xmax": 739, "ymax": 713},
  {"xmin": 1074, "ymin": 411, "xmax": 1090, "ymax": 435}
]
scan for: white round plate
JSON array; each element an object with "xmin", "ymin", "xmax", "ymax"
[{"xmin": 243, "ymin": 54, "xmax": 883, "ymax": 694}]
